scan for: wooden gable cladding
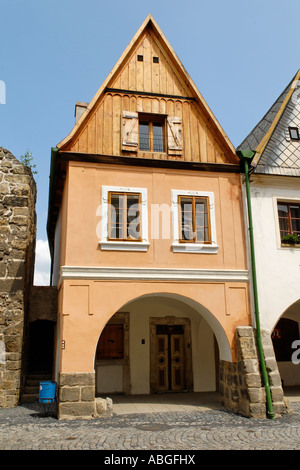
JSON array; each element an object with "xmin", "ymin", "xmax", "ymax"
[
  {"xmin": 65, "ymin": 90, "xmax": 235, "ymax": 164},
  {"xmin": 109, "ymin": 26, "xmax": 192, "ymax": 98},
  {"xmin": 57, "ymin": 15, "xmax": 238, "ymax": 165}
]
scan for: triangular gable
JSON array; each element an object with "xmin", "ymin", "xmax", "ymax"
[
  {"xmin": 238, "ymin": 69, "xmax": 300, "ymax": 174},
  {"xmin": 57, "ymin": 14, "xmax": 237, "ymax": 162}
]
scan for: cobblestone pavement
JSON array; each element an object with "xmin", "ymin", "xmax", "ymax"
[{"xmin": 0, "ymin": 401, "xmax": 300, "ymax": 452}]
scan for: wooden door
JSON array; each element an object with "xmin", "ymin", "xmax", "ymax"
[
  {"xmin": 153, "ymin": 327, "xmax": 185, "ymax": 392},
  {"xmin": 170, "ymin": 334, "xmax": 185, "ymax": 391},
  {"xmin": 156, "ymin": 334, "xmax": 169, "ymax": 391}
]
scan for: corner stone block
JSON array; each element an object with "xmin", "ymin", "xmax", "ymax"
[
  {"xmin": 59, "ymin": 372, "xmax": 95, "ymax": 387},
  {"xmin": 58, "ymin": 372, "xmax": 96, "ymax": 420},
  {"xmin": 58, "ymin": 402, "xmax": 96, "ymax": 421}
]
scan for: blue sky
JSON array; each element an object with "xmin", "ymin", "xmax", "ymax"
[{"xmin": 1, "ymin": 0, "xmax": 299, "ymax": 283}]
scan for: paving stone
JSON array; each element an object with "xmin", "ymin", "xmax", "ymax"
[{"xmin": 0, "ymin": 401, "xmax": 300, "ymax": 450}]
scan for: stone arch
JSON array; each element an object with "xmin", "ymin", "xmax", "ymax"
[
  {"xmin": 120, "ymin": 292, "xmax": 232, "ymax": 361},
  {"xmin": 271, "ymin": 299, "xmax": 300, "ymax": 388},
  {"xmin": 93, "ymin": 291, "xmax": 232, "ymax": 396}
]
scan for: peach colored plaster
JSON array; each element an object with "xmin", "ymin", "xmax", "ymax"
[
  {"xmin": 62, "ymin": 162, "xmax": 247, "ymax": 271},
  {"xmin": 56, "ymin": 162, "xmax": 250, "ymax": 374},
  {"xmin": 59, "ymin": 279, "xmax": 250, "ymax": 372}
]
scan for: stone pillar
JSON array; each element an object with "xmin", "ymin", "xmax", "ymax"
[
  {"xmin": 58, "ymin": 372, "xmax": 97, "ymax": 420},
  {"xmin": 219, "ymin": 326, "xmax": 289, "ymax": 419},
  {"xmin": 260, "ymin": 329, "xmax": 288, "ymax": 416},
  {"xmin": 0, "ymin": 148, "xmax": 36, "ymax": 408}
]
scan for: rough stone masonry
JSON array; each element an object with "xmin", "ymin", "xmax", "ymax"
[{"xmin": 0, "ymin": 148, "xmax": 36, "ymax": 408}]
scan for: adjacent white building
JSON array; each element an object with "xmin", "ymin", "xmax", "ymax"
[{"xmin": 238, "ymin": 69, "xmax": 300, "ymax": 388}]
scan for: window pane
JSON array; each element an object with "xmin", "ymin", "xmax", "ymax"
[
  {"xmin": 291, "ymin": 219, "xmax": 300, "ymax": 234},
  {"xmin": 127, "ymin": 194, "xmax": 140, "ymax": 239},
  {"xmin": 277, "ymin": 204, "xmax": 288, "ymax": 217},
  {"xmin": 290, "ymin": 205, "xmax": 300, "ymax": 219},
  {"xmin": 139, "ymin": 122, "xmax": 149, "ymax": 151},
  {"xmin": 180, "ymin": 198, "xmax": 193, "ymax": 241},
  {"xmin": 110, "ymin": 194, "xmax": 124, "ymax": 239},
  {"xmin": 195, "ymin": 198, "xmax": 209, "ymax": 242},
  {"xmin": 153, "ymin": 122, "xmax": 164, "ymax": 152},
  {"xmin": 279, "ymin": 217, "xmax": 289, "ymax": 233},
  {"xmin": 289, "ymin": 127, "xmax": 299, "ymax": 140}
]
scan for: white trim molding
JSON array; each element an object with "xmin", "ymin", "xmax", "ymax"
[
  {"xmin": 171, "ymin": 189, "xmax": 218, "ymax": 253},
  {"xmin": 100, "ymin": 185, "xmax": 149, "ymax": 251},
  {"xmin": 60, "ymin": 266, "xmax": 249, "ymax": 283}
]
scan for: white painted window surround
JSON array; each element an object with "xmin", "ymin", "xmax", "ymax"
[
  {"xmin": 273, "ymin": 196, "xmax": 300, "ymax": 250},
  {"xmin": 171, "ymin": 189, "xmax": 218, "ymax": 254},
  {"xmin": 99, "ymin": 185, "xmax": 149, "ymax": 251},
  {"xmin": 99, "ymin": 186, "xmax": 218, "ymax": 253}
]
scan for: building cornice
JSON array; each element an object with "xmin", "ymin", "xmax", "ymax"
[{"xmin": 59, "ymin": 266, "xmax": 249, "ymax": 285}]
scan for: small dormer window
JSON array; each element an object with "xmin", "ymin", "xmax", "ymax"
[
  {"xmin": 139, "ymin": 114, "xmax": 166, "ymax": 152},
  {"xmin": 289, "ymin": 127, "xmax": 300, "ymax": 140}
]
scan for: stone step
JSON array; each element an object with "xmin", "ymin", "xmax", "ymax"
[
  {"xmin": 26, "ymin": 374, "xmax": 52, "ymax": 381},
  {"xmin": 21, "ymin": 393, "xmax": 39, "ymax": 403},
  {"xmin": 21, "ymin": 374, "xmax": 53, "ymax": 403},
  {"xmin": 24, "ymin": 385, "xmax": 39, "ymax": 394},
  {"xmin": 26, "ymin": 379, "xmax": 40, "ymax": 387}
]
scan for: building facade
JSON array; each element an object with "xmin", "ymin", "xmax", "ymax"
[
  {"xmin": 237, "ymin": 69, "xmax": 300, "ymax": 390},
  {"xmin": 46, "ymin": 16, "xmax": 283, "ymax": 420}
]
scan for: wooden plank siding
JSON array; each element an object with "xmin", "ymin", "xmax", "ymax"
[
  {"xmin": 110, "ymin": 30, "xmax": 191, "ymax": 98},
  {"xmin": 65, "ymin": 91, "xmax": 234, "ymax": 164},
  {"xmin": 59, "ymin": 22, "xmax": 237, "ymax": 165}
]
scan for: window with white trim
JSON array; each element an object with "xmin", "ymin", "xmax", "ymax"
[
  {"xmin": 100, "ymin": 186, "xmax": 149, "ymax": 251},
  {"xmin": 171, "ymin": 190, "xmax": 218, "ymax": 253}
]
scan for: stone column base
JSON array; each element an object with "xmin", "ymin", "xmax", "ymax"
[
  {"xmin": 58, "ymin": 372, "xmax": 97, "ymax": 420},
  {"xmin": 219, "ymin": 326, "xmax": 289, "ymax": 419}
]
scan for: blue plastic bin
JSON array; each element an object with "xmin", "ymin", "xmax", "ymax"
[{"xmin": 39, "ymin": 381, "xmax": 57, "ymax": 404}]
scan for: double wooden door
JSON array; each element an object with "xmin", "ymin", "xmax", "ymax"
[{"xmin": 155, "ymin": 324, "xmax": 185, "ymax": 392}]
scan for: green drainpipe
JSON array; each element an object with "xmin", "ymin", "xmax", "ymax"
[{"xmin": 237, "ymin": 149, "xmax": 274, "ymax": 420}]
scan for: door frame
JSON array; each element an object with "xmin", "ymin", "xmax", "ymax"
[{"xmin": 150, "ymin": 316, "xmax": 193, "ymax": 392}]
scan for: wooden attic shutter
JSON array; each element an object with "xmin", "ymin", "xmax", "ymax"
[
  {"xmin": 167, "ymin": 116, "xmax": 182, "ymax": 155},
  {"xmin": 122, "ymin": 111, "xmax": 138, "ymax": 151}
]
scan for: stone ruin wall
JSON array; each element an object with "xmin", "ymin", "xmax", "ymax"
[{"xmin": 0, "ymin": 148, "xmax": 37, "ymax": 408}]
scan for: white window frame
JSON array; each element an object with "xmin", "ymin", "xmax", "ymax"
[
  {"xmin": 99, "ymin": 185, "xmax": 149, "ymax": 251},
  {"xmin": 274, "ymin": 196, "xmax": 300, "ymax": 249},
  {"xmin": 171, "ymin": 189, "xmax": 218, "ymax": 253}
]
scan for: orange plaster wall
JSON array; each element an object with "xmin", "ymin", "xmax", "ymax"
[
  {"xmin": 55, "ymin": 162, "xmax": 251, "ymax": 375},
  {"xmin": 59, "ymin": 280, "xmax": 251, "ymax": 373},
  {"xmin": 62, "ymin": 162, "xmax": 247, "ymax": 271}
]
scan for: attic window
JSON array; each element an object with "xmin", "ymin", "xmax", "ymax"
[
  {"xmin": 153, "ymin": 57, "xmax": 159, "ymax": 63},
  {"xmin": 289, "ymin": 127, "xmax": 300, "ymax": 140},
  {"xmin": 137, "ymin": 55, "xmax": 143, "ymax": 62},
  {"xmin": 139, "ymin": 114, "xmax": 166, "ymax": 152}
]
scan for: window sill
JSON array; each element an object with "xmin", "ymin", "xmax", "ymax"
[
  {"xmin": 281, "ymin": 243, "xmax": 300, "ymax": 248},
  {"xmin": 99, "ymin": 241, "xmax": 150, "ymax": 251},
  {"xmin": 172, "ymin": 243, "xmax": 219, "ymax": 254}
]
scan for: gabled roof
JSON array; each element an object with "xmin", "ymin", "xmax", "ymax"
[
  {"xmin": 237, "ymin": 69, "xmax": 300, "ymax": 175},
  {"xmin": 57, "ymin": 14, "xmax": 236, "ymax": 157}
]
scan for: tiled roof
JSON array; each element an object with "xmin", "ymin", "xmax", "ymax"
[{"xmin": 237, "ymin": 70, "xmax": 300, "ymax": 176}]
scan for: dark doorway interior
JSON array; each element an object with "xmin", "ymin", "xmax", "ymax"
[{"xmin": 28, "ymin": 320, "xmax": 55, "ymax": 374}]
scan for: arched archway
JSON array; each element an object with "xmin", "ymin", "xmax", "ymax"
[
  {"xmin": 94, "ymin": 292, "xmax": 231, "ymax": 396},
  {"xmin": 271, "ymin": 299, "xmax": 300, "ymax": 389}
]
